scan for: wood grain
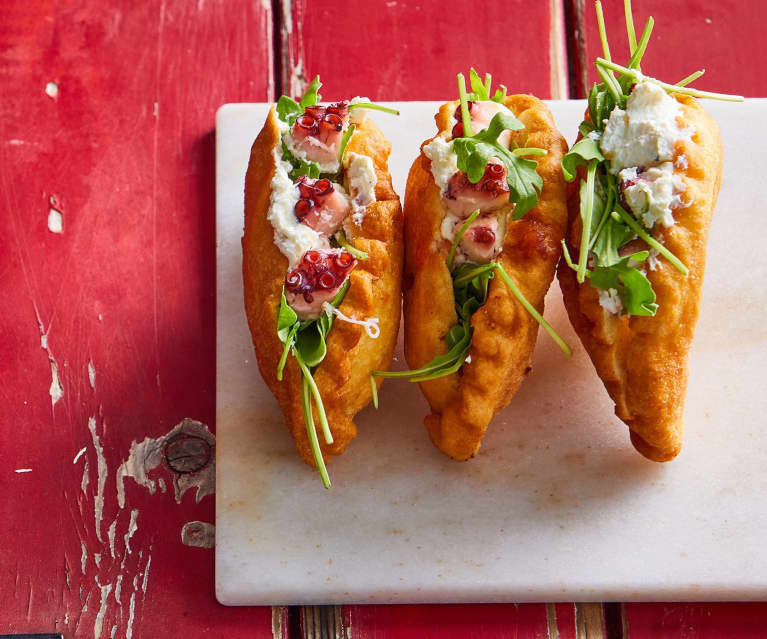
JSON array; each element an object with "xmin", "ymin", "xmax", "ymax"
[
  {"xmin": 279, "ymin": 0, "xmax": 568, "ymax": 100},
  {"xmin": 0, "ymin": 0, "xmax": 275, "ymax": 636}
]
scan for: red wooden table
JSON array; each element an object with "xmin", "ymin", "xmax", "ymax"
[{"xmin": 1, "ymin": 1, "xmax": 766, "ymax": 637}]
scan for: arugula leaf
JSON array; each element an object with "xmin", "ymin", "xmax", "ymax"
[
  {"xmin": 300, "ymin": 75, "xmax": 322, "ymax": 108},
  {"xmin": 469, "ymin": 68, "xmax": 490, "ymax": 100},
  {"xmin": 491, "ymin": 85, "xmax": 508, "ymax": 103},
  {"xmin": 587, "ymin": 83, "xmax": 616, "ymax": 133},
  {"xmin": 453, "ymin": 112, "xmax": 542, "ymax": 219},
  {"xmin": 590, "ymin": 251, "xmax": 658, "ymax": 316},
  {"xmin": 277, "ymin": 288, "xmax": 299, "ymax": 341},
  {"xmin": 276, "ymin": 96, "xmax": 302, "ymax": 125},
  {"xmin": 591, "ymin": 213, "xmax": 635, "ymax": 267},
  {"xmin": 562, "ymin": 137, "xmax": 606, "ymax": 182},
  {"xmin": 337, "ymin": 124, "xmax": 356, "ymax": 164}
]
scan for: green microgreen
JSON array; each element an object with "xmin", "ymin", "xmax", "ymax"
[
  {"xmin": 336, "ymin": 228, "xmax": 369, "ymax": 261},
  {"xmin": 595, "ymin": 1, "xmax": 611, "ymax": 61},
  {"xmin": 275, "ymin": 278, "xmax": 350, "ymax": 488},
  {"xmin": 456, "ymin": 73, "xmax": 474, "ymax": 137},
  {"xmin": 624, "ymin": 0, "xmax": 637, "ymax": 55},
  {"xmin": 347, "ymin": 102, "xmax": 401, "ymax": 116},
  {"xmin": 675, "ymin": 70, "xmax": 705, "ymax": 87},
  {"xmin": 338, "ymin": 123, "xmax": 356, "ymax": 164},
  {"xmin": 577, "ymin": 159, "xmax": 599, "ymax": 283},
  {"xmin": 626, "ymin": 17, "xmax": 654, "ymax": 70},
  {"xmin": 446, "ymin": 209, "xmax": 480, "ymax": 270}
]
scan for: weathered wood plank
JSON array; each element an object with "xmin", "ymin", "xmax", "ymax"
[{"xmin": 0, "ymin": 0, "xmax": 275, "ymax": 636}]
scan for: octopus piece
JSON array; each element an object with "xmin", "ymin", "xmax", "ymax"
[
  {"xmin": 451, "ymin": 101, "xmax": 513, "ymax": 147},
  {"xmin": 457, "ymin": 214, "xmax": 502, "ymax": 264},
  {"xmin": 444, "ymin": 159, "xmax": 510, "ymax": 217},
  {"xmin": 290, "ymin": 102, "xmax": 350, "ymax": 166},
  {"xmin": 294, "ymin": 176, "xmax": 351, "ymax": 235},
  {"xmin": 285, "ymin": 249, "xmax": 357, "ymax": 320}
]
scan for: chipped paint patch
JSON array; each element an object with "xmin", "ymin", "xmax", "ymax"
[
  {"xmin": 48, "ymin": 207, "xmax": 63, "ymax": 233},
  {"xmin": 108, "ymin": 517, "xmax": 118, "ymax": 558},
  {"xmin": 123, "ymin": 509, "xmax": 139, "ymax": 554},
  {"xmin": 93, "ymin": 582, "xmax": 112, "ymax": 639},
  {"xmin": 88, "ymin": 417, "xmax": 108, "ymax": 542},
  {"xmin": 141, "ymin": 553, "xmax": 151, "ymax": 594},
  {"xmin": 88, "ymin": 361, "xmax": 96, "ymax": 389},
  {"xmin": 114, "ymin": 574, "xmax": 122, "ymax": 604},
  {"xmin": 546, "ymin": 603, "xmax": 559, "ymax": 639},
  {"xmin": 272, "ymin": 606, "xmax": 285, "ymax": 639},
  {"xmin": 80, "ymin": 542, "xmax": 87, "ymax": 574},
  {"xmin": 126, "ymin": 591, "xmax": 136, "ymax": 639},
  {"xmin": 73, "ymin": 447, "xmax": 87, "ymax": 464},
  {"xmin": 181, "ymin": 521, "xmax": 215, "ymax": 549},
  {"xmin": 81, "ymin": 460, "xmax": 90, "ymax": 494},
  {"xmin": 45, "ymin": 81, "xmax": 59, "ymax": 99},
  {"xmin": 116, "ymin": 418, "xmax": 214, "ymax": 508},
  {"xmin": 15, "ymin": 468, "xmax": 32, "ymax": 473},
  {"xmin": 94, "ymin": 553, "xmax": 101, "ymax": 567}
]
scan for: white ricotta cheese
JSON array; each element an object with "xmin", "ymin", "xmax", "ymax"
[
  {"xmin": 600, "ymin": 81, "xmax": 693, "ymax": 173},
  {"xmin": 345, "ymin": 152, "xmax": 377, "ymax": 225},
  {"xmin": 440, "ymin": 212, "xmax": 462, "ymax": 244},
  {"xmin": 620, "ymin": 162, "xmax": 686, "ymax": 229},
  {"xmin": 349, "ymin": 96, "xmax": 372, "ymax": 125},
  {"xmin": 423, "ymin": 135, "xmax": 459, "ymax": 195},
  {"xmin": 267, "ymin": 147, "xmax": 324, "ymax": 267},
  {"xmin": 598, "ymin": 288, "xmax": 624, "ymax": 315}
]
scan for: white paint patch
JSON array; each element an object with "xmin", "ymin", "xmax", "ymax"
[
  {"xmin": 157, "ymin": 477, "xmax": 166, "ymax": 493},
  {"xmin": 88, "ymin": 361, "xmax": 96, "ymax": 389},
  {"xmin": 116, "ymin": 418, "xmax": 214, "ymax": 508},
  {"xmin": 94, "ymin": 553, "xmax": 101, "ymax": 567},
  {"xmin": 111, "ymin": 625, "xmax": 117, "ymax": 639},
  {"xmin": 126, "ymin": 592, "xmax": 136, "ymax": 639},
  {"xmin": 108, "ymin": 517, "xmax": 117, "ymax": 558},
  {"xmin": 114, "ymin": 574, "xmax": 122, "ymax": 604},
  {"xmin": 49, "ymin": 359, "xmax": 64, "ymax": 407},
  {"xmin": 123, "ymin": 509, "xmax": 139, "ymax": 554},
  {"xmin": 141, "ymin": 553, "xmax": 151, "ymax": 595},
  {"xmin": 45, "ymin": 81, "xmax": 59, "ymax": 99},
  {"xmin": 181, "ymin": 521, "xmax": 215, "ymax": 549},
  {"xmin": 14, "ymin": 468, "xmax": 32, "ymax": 473},
  {"xmin": 73, "ymin": 447, "xmax": 87, "ymax": 464},
  {"xmin": 93, "ymin": 582, "xmax": 112, "ymax": 639},
  {"xmin": 81, "ymin": 460, "xmax": 90, "ymax": 494},
  {"xmin": 88, "ymin": 417, "xmax": 108, "ymax": 542},
  {"xmin": 153, "ymin": 101, "xmax": 159, "ymax": 117},
  {"xmin": 80, "ymin": 542, "xmax": 87, "ymax": 574},
  {"xmin": 48, "ymin": 207, "xmax": 63, "ymax": 233},
  {"xmin": 64, "ymin": 612, "xmax": 69, "ymax": 624}
]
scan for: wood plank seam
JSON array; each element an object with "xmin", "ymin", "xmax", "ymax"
[
  {"xmin": 575, "ymin": 603, "xmax": 606, "ymax": 639},
  {"xmin": 549, "ymin": 0, "xmax": 569, "ymax": 99},
  {"xmin": 564, "ymin": 0, "xmax": 588, "ymax": 98}
]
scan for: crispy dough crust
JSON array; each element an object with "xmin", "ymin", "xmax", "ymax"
[
  {"xmin": 243, "ymin": 109, "xmax": 403, "ymax": 467},
  {"xmin": 403, "ymin": 96, "xmax": 569, "ymax": 461},
  {"xmin": 557, "ymin": 95, "xmax": 723, "ymax": 462}
]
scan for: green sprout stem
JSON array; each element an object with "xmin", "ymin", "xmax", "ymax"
[
  {"xmin": 675, "ymin": 70, "xmax": 705, "ymax": 87},
  {"xmin": 457, "ymin": 73, "xmax": 475, "ymax": 137},
  {"xmin": 595, "ymin": 64, "xmax": 623, "ymax": 103},
  {"xmin": 577, "ymin": 160, "xmax": 598, "ymax": 283},
  {"xmin": 446, "ymin": 209, "xmax": 480, "ymax": 269},
  {"xmin": 295, "ymin": 353, "xmax": 334, "ymax": 445},
  {"xmin": 370, "ymin": 374, "xmax": 379, "ymax": 409},
  {"xmin": 513, "ymin": 148, "xmax": 548, "ymax": 157},
  {"xmin": 337, "ymin": 229, "xmax": 369, "ymax": 261},
  {"xmin": 301, "ymin": 376, "xmax": 331, "ymax": 489},
  {"xmin": 494, "ymin": 263, "xmax": 572, "ymax": 356},
  {"xmin": 612, "ymin": 205, "xmax": 689, "ymax": 275},
  {"xmin": 348, "ymin": 102, "xmax": 400, "ymax": 116},
  {"xmin": 624, "ymin": 0, "xmax": 637, "ymax": 54},
  {"xmin": 626, "ymin": 17, "xmax": 654, "ymax": 69},
  {"xmin": 595, "ymin": 58, "xmax": 745, "ymax": 101},
  {"xmin": 338, "ymin": 123, "xmax": 356, "ymax": 164},
  {"xmin": 483, "ymin": 73, "xmax": 492, "ymax": 95},
  {"xmin": 595, "ymin": 1, "xmax": 612, "ymax": 61},
  {"xmin": 452, "ymin": 263, "xmax": 497, "ymax": 287}
]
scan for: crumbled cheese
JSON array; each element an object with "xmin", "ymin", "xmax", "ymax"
[
  {"xmin": 423, "ymin": 136, "xmax": 458, "ymax": 195},
  {"xmin": 440, "ymin": 212, "xmax": 462, "ymax": 244},
  {"xmin": 675, "ymin": 154, "xmax": 688, "ymax": 170},
  {"xmin": 600, "ymin": 81, "xmax": 693, "ymax": 173},
  {"xmin": 345, "ymin": 152, "xmax": 377, "ymax": 225},
  {"xmin": 267, "ymin": 147, "xmax": 324, "ymax": 267},
  {"xmin": 646, "ymin": 248, "xmax": 662, "ymax": 271},
  {"xmin": 598, "ymin": 288, "xmax": 624, "ymax": 315},
  {"xmin": 349, "ymin": 96, "xmax": 372, "ymax": 125},
  {"xmin": 620, "ymin": 162, "xmax": 686, "ymax": 229}
]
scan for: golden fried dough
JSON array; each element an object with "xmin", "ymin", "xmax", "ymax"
[
  {"xmin": 243, "ymin": 109, "xmax": 403, "ymax": 466},
  {"xmin": 403, "ymin": 96, "xmax": 569, "ymax": 461},
  {"xmin": 558, "ymin": 95, "xmax": 723, "ymax": 461}
]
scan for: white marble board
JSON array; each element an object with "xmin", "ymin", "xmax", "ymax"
[{"xmin": 216, "ymin": 100, "xmax": 767, "ymax": 605}]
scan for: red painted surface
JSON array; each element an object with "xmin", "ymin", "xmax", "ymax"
[
  {"xmin": 0, "ymin": 0, "xmax": 275, "ymax": 636},
  {"xmin": 624, "ymin": 603, "xmax": 767, "ymax": 638},
  {"xmin": 283, "ymin": 0, "xmax": 566, "ymax": 101},
  {"xmin": 346, "ymin": 603, "xmax": 576, "ymax": 639},
  {"xmin": 579, "ymin": 0, "xmax": 767, "ymax": 97},
  {"xmin": 2, "ymin": 0, "xmax": 767, "ymax": 637}
]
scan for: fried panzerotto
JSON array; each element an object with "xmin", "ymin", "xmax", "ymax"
[
  {"xmin": 243, "ymin": 78, "xmax": 403, "ymax": 486},
  {"xmin": 373, "ymin": 70, "xmax": 570, "ymax": 461},
  {"xmin": 557, "ymin": 2, "xmax": 740, "ymax": 461}
]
